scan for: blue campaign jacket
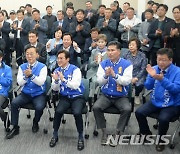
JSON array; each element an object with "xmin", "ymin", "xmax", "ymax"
[
  {"xmin": 0, "ymin": 62, "xmax": 12, "ymax": 97},
  {"xmin": 54, "ymin": 64, "xmax": 85, "ymax": 98},
  {"xmin": 144, "ymin": 64, "xmax": 180, "ymax": 108},
  {"xmin": 20, "ymin": 62, "xmax": 46, "ymax": 97},
  {"xmin": 100, "ymin": 58, "xmax": 132, "ymax": 97}
]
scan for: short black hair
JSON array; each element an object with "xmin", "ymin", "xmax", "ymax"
[
  {"xmin": 172, "ymin": 5, "xmax": 180, "ymax": 12},
  {"xmin": 24, "ymin": 45, "xmax": 37, "ymax": 53},
  {"xmin": 66, "ymin": 6, "xmax": 74, "ymax": 11},
  {"xmin": 17, "ymin": 9, "xmax": 24, "ymax": 15},
  {"xmin": 157, "ymin": 48, "xmax": 173, "ymax": 59},
  {"xmin": 145, "ymin": 9, "xmax": 154, "ymax": 15},
  {"xmin": 91, "ymin": 27, "xmax": 100, "ymax": 33},
  {"xmin": 123, "ymin": 2, "xmax": 130, "ymax": 6},
  {"xmin": 157, "ymin": 4, "xmax": 168, "ymax": 12},
  {"xmin": 46, "ymin": 5, "xmax": 52, "ymax": 10},
  {"xmin": 147, "ymin": 1, "xmax": 154, "ymax": 5},
  {"xmin": 28, "ymin": 30, "xmax": 38, "ymax": 36},
  {"xmin": 107, "ymin": 41, "xmax": 121, "ymax": 50},
  {"xmin": 66, "ymin": 2, "xmax": 73, "ymax": 7},
  {"xmin": 57, "ymin": 10, "xmax": 65, "ymax": 15},
  {"xmin": 25, "ymin": 4, "xmax": 32, "ymax": 8},
  {"xmin": 57, "ymin": 50, "xmax": 70, "ymax": 59},
  {"xmin": 99, "ymin": 4, "xmax": 106, "ymax": 9},
  {"xmin": 128, "ymin": 37, "xmax": 141, "ymax": 50},
  {"xmin": 75, "ymin": 9, "xmax": 85, "ymax": 15},
  {"xmin": 32, "ymin": 9, "xmax": 40, "ymax": 14}
]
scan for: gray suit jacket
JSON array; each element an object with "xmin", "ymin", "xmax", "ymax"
[{"xmin": 30, "ymin": 19, "xmax": 48, "ymax": 45}]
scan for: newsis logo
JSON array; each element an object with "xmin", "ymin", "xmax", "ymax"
[{"xmin": 107, "ymin": 134, "xmax": 171, "ymax": 146}]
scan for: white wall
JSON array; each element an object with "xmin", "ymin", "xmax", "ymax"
[{"xmin": 0, "ymin": 0, "xmax": 62, "ymax": 16}]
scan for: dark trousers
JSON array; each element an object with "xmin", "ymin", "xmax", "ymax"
[
  {"xmin": 11, "ymin": 93, "xmax": 46, "ymax": 126},
  {"xmin": 93, "ymin": 94, "xmax": 131, "ymax": 132},
  {"xmin": 53, "ymin": 96, "xmax": 85, "ymax": 134},
  {"xmin": 14, "ymin": 39, "xmax": 24, "ymax": 66},
  {"xmin": 135, "ymin": 85, "xmax": 144, "ymax": 96},
  {"xmin": 135, "ymin": 101, "xmax": 180, "ymax": 136},
  {"xmin": 150, "ymin": 47, "xmax": 160, "ymax": 66},
  {"xmin": 0, "ymin": 95, "xmax": 7, "ymax": 121}
]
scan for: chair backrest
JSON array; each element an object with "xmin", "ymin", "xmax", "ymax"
[
  {"xmin": 82, "ymin": 78, "xmax": 89, "ymax": 101},
  {"xmin": 45, "ymin": 75, "xmax": 51, "ymax": 94}
]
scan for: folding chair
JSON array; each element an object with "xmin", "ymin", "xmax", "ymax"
[{"xmin": 13, "ymin": 76, "xmax": 53, "ymax": 134}]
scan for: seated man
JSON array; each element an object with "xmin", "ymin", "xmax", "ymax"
[
  {"xmin": 6, "ymin": 46, "xmax": 47, "ymax": 139},
  {"xmin": 0, "ymin": 50, "xmax": 12, "ymax": 129},
  {"xmin": 49, "ymin": 50, "xmax": 85, "ymax": 151},
  {"xmin": 93, "ymin": 41, "xmax": 133, "ymax": 146},
  {"xmin": 135, "ymin": 48, "xmax": 180, "ymax": 152}
]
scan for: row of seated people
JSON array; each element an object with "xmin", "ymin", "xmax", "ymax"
[{"xmin": 0, "ymin": 44, "xmax": 180, "ymax": 152}]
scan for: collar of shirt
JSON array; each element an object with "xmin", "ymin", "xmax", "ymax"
[
  {"xmin": 110, "ymin": 57, "xmax": 121, "ymax": 66},
  {"xmin": 59, "ymin": 63, "xmax": 70, "ymax": 72},
  {"xmin": 31, "ymin": 42, "xmax": 38, "ymax": 47},
  {"xmin": 28, "ymin": 61, "xmax": 38, "ymax": 69},
  {"xmin": 63, "ymin": 46, "xmax": 70, "ymax": 52}
]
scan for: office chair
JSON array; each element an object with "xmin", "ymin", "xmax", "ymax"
[
  {"xmin": 51, "ymin": 78, "xmax": 90, "ymax": 139},
  {"xmin": 93, "ymin": 84, "xmax": 133, "ymax": 136},
  {"xmin": 142, "ymin": 90, "xmax": 180, "ymax": 149},
  {"xmin": 13, "ymin": 76, "xmax": 53, "ymax": 134},
  {"xmin": 1, "ymin": 86, "xmax": 13, "ymax": 132}
]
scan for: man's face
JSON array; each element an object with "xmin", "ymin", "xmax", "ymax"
[
  {"xmin": 99, "ymin": 7, "xmax": 105, "ymax": 15},
  {"xmin": 104, "ymin": 9, "xmax": 112, "ymax": 19},
  {"xmin": 26, "ymin": 48, "xmax": 38, "ymax": 64},
  {"xmin": 91, "ymin": 31, "xmax": 99, "ymax": 40},
  {"xmin": 63, "ymin": 35, "xmax": 72, "ymax": 48},
  {"xmin": 157, "ymin": 54, "xmax": 172, "ymax": 70},
  {"xmin": 57, "ymin": 53, "xmax": 69, "ymax": 68},
  {"xmin": 28, "ymin": 33, "xmax": 38, "ymax": 44},
  {"xmin": 76, "ymin": 11, "xmax": 84, "ymax": 22},
  {"xmin": 173, "ymin": 8, "xmax": 180, "ymax": 21},
  {"xmin": 66, "ymin": 8, "xmax": 74, "ymax": 17},
  {"xmin": 32, "ymin": 11, "xmax": 40, "ymax": 20},
  {"xmin": 17, "ymin": 12, "xmax": 24, "ymax": 21},
  {"xmin": 57, "ymin": 11, "xmax": 64, "ymax": 20},
  {"xmin": 86, "ymin": 2, "xmax": 92, "ymax": 10},
  {"xmin": 157, "ymin": 6, "xmax": 167, "ymax": 18},
  {"xmin": 145, "ymin": 12, "xmax": 153, "ymax": 20},
  {"xmin": 46, "ymin": 7, "xmax": 52, "ymax": 15},
  {"xmin": 107, "ymin": 45, "xmax": 120, "ymax": 62},
  {"xmin": 126, "ymin": 9, "xmax": 134, "ymax": 19}
]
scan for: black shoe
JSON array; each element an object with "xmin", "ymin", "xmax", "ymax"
[
  {"xmin": 6, "ymin": 126, "xmax": 20, "ymax": 139},
  {"xmin": 32, "ymin": 121, "xmax": 39, "ymax": 133},
  {"xmin": 49, "ymin": 137, "xmax": 58, "ymax": 147},
  {"xmin": 156, "ymin": 144, "xmax": 165, "ymax": 152},
  {"xmin": 77, "ymin": 139, "xmax": 84, "ymax": 151}
]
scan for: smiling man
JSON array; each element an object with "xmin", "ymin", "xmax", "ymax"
[
  {"xmin": 6, "ymin": 46, "xmax": 47, "ymax": 139},
  {"xmin": 135, "ymin": 48, "xmax": 180, "ymax": 152},
  {"xmin": 93, "ymin": 41, "xmax": 133, "ymax": 147}
]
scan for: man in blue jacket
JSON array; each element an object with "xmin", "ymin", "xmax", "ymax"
[
  {"xmin": 93, "ymin": 41, "xmax": 133, "ymax": 146},
  {"xmin": 6, "ymin": 46, "xmax": 47, "ymax": 139},
  {"xmin": 135, "ymin": 48, "xmax": 180, "ymax": 152},
  {"xmin": 0, "ymin": 50, "xmax": 12, "ymax": 129},
  {"xmin": 49, "ymin": 50, "xmax": 85, "ymax": 151}
]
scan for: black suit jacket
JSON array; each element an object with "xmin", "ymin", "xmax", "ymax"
[
  {"xmin": 148, "ymin": 17, "xmax": 175, "ymax": 50},
  {"xmin": 49, "ymin": 44, "xmax": 79, "ymax": 67},
  {"xmin": 12, "ymin": 19, "xmax": 30, "ymax": 46},
  {"xmin": 0, "ymin": 21, "xmax": 10, "ymax": 43},
  {"xmin": 51, "ymin": 19, "xmax": 69, "ymax": 35}
]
